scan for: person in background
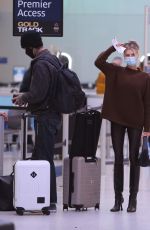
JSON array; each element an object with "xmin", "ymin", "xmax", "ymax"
[
  {"xmin": 12, "ymin": 31, "xmax": 62, "ymax": 212},
  {"xmin": 0, "ymin": 112, "xmax": 7, "ymax": 121},
  {"xmin": 95, "ymin": 56, "xmax": 122, "ymax": 94},
  {"xmin": 95, "ymin": 40, "xmax": 150, "ymax": 213}
]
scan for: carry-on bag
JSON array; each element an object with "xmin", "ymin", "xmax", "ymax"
[
  {"xmin": 0, "ymin": 115, "xmax": 14, "ymax": 211},
  {"xmin": 0, "ymin": 173, "xmax": 14, "ymax": 211},
  {"xmin": 138, "ymin": 136, "xmax": 150, "ymax": 167},
  {"xmin": 13, "ymin": 160, "xmax": 50, "ymax": 215},
  {"xmin": 70, "ymin": 110, "xmax": 102, "ymax": 158},
  {"xmin": 0, "ymin": 111, "xmax": 35, "ymax": 212},
  {"xmin": 13, "ymin": 113, "xmax": 51, "ymax": 215},
  {"xmin": 63, "ymin": 156, "xmax": 101, "ymax": 211}
]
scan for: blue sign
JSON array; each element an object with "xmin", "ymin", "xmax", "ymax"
[
  {"xmin": 0, "ymin": 57, "xmax": 8, "ymax": 64},
  {"xmin": 13, "ymin": 0, "xmax": 63, "ymax": 36}
]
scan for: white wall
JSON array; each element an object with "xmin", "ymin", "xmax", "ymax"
[{"xmin": 0, "ymin": 0, "xmax": 150, "ymax": 83}]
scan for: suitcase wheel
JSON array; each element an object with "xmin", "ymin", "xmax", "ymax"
[
  {"xmin": 16, "ymin": 207, "xmax": 24, "ymax": 216},
  {"xmin": 95, "ymin": 203, "xmax": 100, "ymax": 210},
  {"xmin": 63, "ymin": 204, "xmax": 68, "ymax": 211},
  {"xmin": 82, "ymin": 208, "xmax": 87, "ymax": 211},
  {"xmin": 75, "ymin": 205, "xmax": 83, "ymax": 211},
  {"xmin": 42, "ymin": 210, "xmax": 50, "ymax": 215},
  {"xmin": 75, "ymin": 207, "xmax": 81, "ymax": 211},
  {"xmin": 42, "ymin": 207, "xmax": 50, "ymax": 215}
]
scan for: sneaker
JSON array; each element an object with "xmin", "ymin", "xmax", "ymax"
[{"xmin": 49, "ymin": 203, "xmax": 57, "ymax": 213}]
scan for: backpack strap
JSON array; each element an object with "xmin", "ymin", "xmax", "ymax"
[
  {"xmin": 45, "ymin": 55, "xmax": 68, "ymax": 72},
  {"xmin": 46, "ymin": 55, "xmax": 62, "ymax": 70}
]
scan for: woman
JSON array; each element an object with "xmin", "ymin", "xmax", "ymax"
[{"xmin": 95, "ymin": 41, "xmax": 150, "ymax": 212}]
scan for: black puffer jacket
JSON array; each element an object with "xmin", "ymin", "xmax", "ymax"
[{"xmin": 21, "ymin": 49, "xmax": 58, "ymax": 113}]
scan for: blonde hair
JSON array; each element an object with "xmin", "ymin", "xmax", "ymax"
[{"xmin": 124, "ymin": 41, "xmax": 139, "ymax": 51}]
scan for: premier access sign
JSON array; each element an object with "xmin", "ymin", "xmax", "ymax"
[{"xmin": 13, "ymin": 0, "xmax": 63, "ymax": 36}]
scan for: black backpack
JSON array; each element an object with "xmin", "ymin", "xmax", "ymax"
[{"xmin": 47, "ymin": 56, "xmax": 86, "ymax": 114}]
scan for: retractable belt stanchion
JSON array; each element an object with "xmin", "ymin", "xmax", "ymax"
[
  {"xmin": 0, "ymin": 116, "xmax": 4, "ymax": 175},
  {"xmin": 0, "ymin": 105, "xmax": 28, "ymax": 166},
  {"xmin": 21, "ymin": 113, "xmax": 28, "ymax": 160}
]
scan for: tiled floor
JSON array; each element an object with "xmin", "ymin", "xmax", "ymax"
[{"xmin": 1, "ymin": 152, "xmax": 150, "ymax": 230}]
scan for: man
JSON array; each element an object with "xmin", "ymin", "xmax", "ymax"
[{"xmin": 13, "ymin": 31, "xmax": 61, "ymax": 212}]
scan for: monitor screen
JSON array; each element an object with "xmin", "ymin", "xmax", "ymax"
[
  {"xmin": 0, "ymin": 95, "xmax": 14, "ymax": 106},
  {"xmin": 13, "ymin": 66, "xmax": 26, "ymax": 82},
  {"xmin": 0, "ymin": 95, "xmax": 14, "ymax": 113},
  {"xmin": 0, "ymin": 95, "xmax": 26, "ymax": 111}
]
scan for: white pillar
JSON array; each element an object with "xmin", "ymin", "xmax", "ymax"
[
  {"xmin": 144, "ymin": 6, "xmax": 149, "ymax": 67},
  {"xmin": 100, "ymin": 119, "xmax": 107, "ymax": 175},
  {"xmin": 0, "ymin": 116, "xmax": 4, "ymax": 175}
]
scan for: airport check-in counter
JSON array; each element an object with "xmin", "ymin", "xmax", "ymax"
[{"xmin": 0, "ymin": 89, "xmax": 110, "ymax": 175}]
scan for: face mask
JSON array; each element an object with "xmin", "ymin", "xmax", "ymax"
[
  {"xmin": 124, "ymin": 56, "xmax": 138, "ymax": 66},
  {"xmin": 25, "ymin": 48, "xmax": 35, "ymax": 59}
]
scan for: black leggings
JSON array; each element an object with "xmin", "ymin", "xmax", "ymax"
[{"xmin": 111, "ymin": 122, "xmax": 142, "ymax": 195}]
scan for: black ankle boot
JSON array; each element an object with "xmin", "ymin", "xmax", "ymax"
[
  {"xmin": 110, "ymin": 196, "xmax": 124, "ymax": 212},
  {"xmin": 127, "ymin": 196, "xmax": 137, "ymax": 213}
]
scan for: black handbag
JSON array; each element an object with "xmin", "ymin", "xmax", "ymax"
[
  {"xmin": 0, "ymin": 173, "xmax": 14, "ymax": 211},
  {"xmin": 138, "ymin": 136, "xmax": 150, "ymax": 167},
  {"xmin": 70, "ymin": 110, "xmax": 102, "ymax": 158}
]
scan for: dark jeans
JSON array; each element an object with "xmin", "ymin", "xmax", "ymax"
[
  {"xmin": 32, "ymin": 111, "xmax": 61, "ymax": 203},
  {"xmin": 111, "ymin": 122, "xmax": 142, "ymax": 196}
]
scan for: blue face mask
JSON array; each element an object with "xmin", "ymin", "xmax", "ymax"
[{"xmin": 124, "ymin": 56, "xmax": 138, "ymax": 66}]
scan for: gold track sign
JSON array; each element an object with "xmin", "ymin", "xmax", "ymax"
[{"xmin": 13, "ymin": 0, "xmax": 63, "ymax": 37}]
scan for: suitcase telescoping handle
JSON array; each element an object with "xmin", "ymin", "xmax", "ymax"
[
  {"xmin": 86, "ymin": 105, "xmax": 102, "ymax": 112},
  {"xmin": 21, "ymin": 112, "xmax": 36, "ymax": 160},
  {"xmin": 21, "ymin": 113, "xmax": 27, "ymax": 160},
  {"xmin": 69, "ymin": 105, "xmax": 102, "ymax": 116},
  {"xmin": 85, "ymin": 156, "xmax": 98, "ymax": 163}
]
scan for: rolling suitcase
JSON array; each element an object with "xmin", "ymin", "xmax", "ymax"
[
  {"xmin": 63, "ymin": 157, "xmax": 101, "ymax": 211},
  {"xmin": 13, "ymin": 113, "xmax": 51, "ymax": 215},
  {"xmin": 13, "ymin": 160, "xmax": 50, "ymax": 215}
]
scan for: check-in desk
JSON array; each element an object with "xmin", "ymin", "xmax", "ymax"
[{"xmin": 0, "ymin": 89, "xmax": 109, "ymax": 175}]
